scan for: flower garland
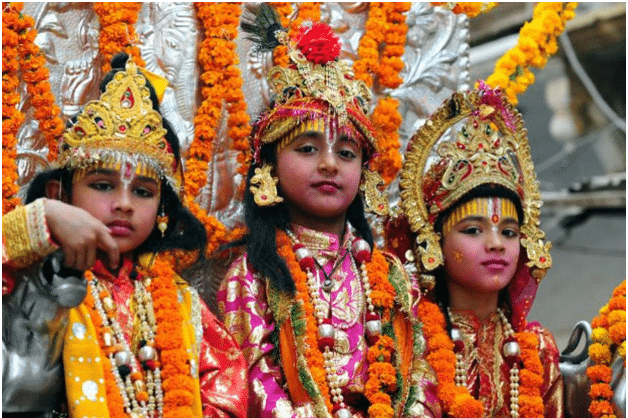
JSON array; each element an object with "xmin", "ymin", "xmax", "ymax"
[
  {"xmin": 2, "ymin": 2, "xmax": 65, "ymax": 214},
  {"xmin": 418, "ymin": 297, "xmax": 545, "ymax": 417},
  {"xmin": 486, "ymin": 2, "xmax": 577, "ymax": 104},
  {"xmin": 353, "ymin": 3, "xmax": 410, "ymax": 186},
  {"xmin": 2, "ymin": 2, "xmax": 25, "ymax": 215},
  {"xmin": 430, "ymin": 2, "xmax": 498, "ymax": 18},
  {"xmin": 270, "ymin": 2, "xmax": 293, "ymax": 67},
  {"xmin": 186, "ymin": 3, "xmax": 249, "ymax": 257},
  {"xmin": 271, "ymin": 2, "xmax": 321, "ymax": 67},
  {"xmin": 94, "ymin": 2, "xmax": 145, "ymax": 73},
  {"xmin": 587, "ymin": 280, "xmax": 626, "ymax": 418},
  {"xmin": 275, "ymin": 230, "xmax": 397, "ymax": 417},
  {"xmin": 83, "ymin": 254, "xmax": 195, "ymax": 418}
]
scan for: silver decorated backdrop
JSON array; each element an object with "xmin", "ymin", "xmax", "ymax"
[{"xmin": 18, "ymin": 2, "xmax": 469, "ymax": 230}]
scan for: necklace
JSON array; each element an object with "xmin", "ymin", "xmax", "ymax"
[
  {"xmin": 313, "ymin": 249, "xmax": 348, "ymax": 293},
  {"xmin": 284, "ymin": 229, "xmax": 393, "ymax": 418},
  {"xmin": 448, "ymin": 307, "xmax": 521, "ymax": 417},
  {"xmin": 89, "ymin": 274, "xmax": 163, "ymax": 416},
  {"xmin": 82, "ymin": 254, "xmax": 196, "ymax": 418}
]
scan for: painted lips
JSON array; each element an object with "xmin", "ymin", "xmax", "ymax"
[
  {"xmin": 481, "ymin": 259, "xmax": 508, "ymax": 272},
  {"xmin": 109, "ymin": 220, "xmax": 133, "ymax": 236},
  {"xmin": 312, "ymin": 181, "xmax": 340, "ymax": 193}
]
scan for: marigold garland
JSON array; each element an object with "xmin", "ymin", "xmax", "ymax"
[
  {"xmin": 353, "ymin": 3, "xmax": 410, "ymax": 186},
  {"xmin": 187, "ymin": 2, "xmax": 250, "ymax": 257},
  {"xmin": 418, "ymin": 297, "xmax": 545, "ymax": 418},
  {"xmin": 84, "ymin": 256, "xmax": 195, "ymax": 418},
  {"xmin": 276, "ymin": 230, "xmax": 397, "ymax": 417},
  {"xmin": 271, "ymin": 3, "xmax": 321, "ymax": 67},
  {"xmin": 94, "ymin": 2, "xmax": 145, "ymax": 73},
  {"xmin": 587, "ymin": 280, "xmax": 626, "ymax": 418},
  {"xmin": 2, "ymin": 2, "xmax": 25, "ymax": 214},
  {"xmin": 485, "ymin": 2, "xmax": 577, "ymax": 104},
  {"xmin": 430, "ymin": 2, "xmax": 498, "ymax": 18}
]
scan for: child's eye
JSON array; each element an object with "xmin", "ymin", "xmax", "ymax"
[
  {"xmin": 295, "ymin": 145, "xmax": 317, "ymax": 154},
  {"xmin": 461, "ymin": 226, "xmax": 481, "ymax": 235},
  {"xmin": 134, "ymin": 187, "xmax": 155, "ymax": 198},
  {"xmin": 502, "ymin": 228, "xmax": 520, "ymax": 238},
  {"xmin": 338, "ymin": 149, "xmax": 357, "ymax": 160},
  {"xmin": 89, "ymin": 181, "xmax": 113, "ymax": 191}
]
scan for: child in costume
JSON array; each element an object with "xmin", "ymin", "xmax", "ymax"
[
  {"xmin": 387, "ymin": 82, "xmax": 564, "ymax": 418},
  {"xmin": 217, "ymin": 5, "xmax": 440, "ymax": 418},
  {"xmin": 2, "ymin": 54, "xmax": 248, "ymax": 417}
]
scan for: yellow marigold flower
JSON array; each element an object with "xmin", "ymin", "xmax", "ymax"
[
  {"xmin": 619, "ymin": 341, "xmax": 626, "ymax": 360},
  {"xmin": 590, "ymin": 342, "xmax": 612, "ymax": 365},
  {"xmin": 599, "ymin": 305, "xmax": 610, "ymax": 315},
  {"xmin": 486, "ymin": 72, "xmax": 510, "ymax": 91},
  {"xmin": 609, "ymin": 310, "xmax": 626, "ymax": 326},
  {"xmin": 592, "ymin": 328, "xmax": 613, "ymax": 345}
]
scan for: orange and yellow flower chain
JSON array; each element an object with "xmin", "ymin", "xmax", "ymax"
[
  {"xmin": 587, "ymin": 280, "xmax": 626, "ymax": 418},
  {"xmin": 94, "ymin": 2, "xmax": 145, "ymax": 73},
  {"xmin": 485, "ymin": 2, "xmax": 577, "ymax": 104},
  {"xmin": 2, "ymin": 2, "xmax": 64, "ymax": 214}
]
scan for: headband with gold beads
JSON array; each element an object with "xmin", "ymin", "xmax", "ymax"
[{"xmin": 56, "ymin": 60, "xmax": 181, "ymax": 193}]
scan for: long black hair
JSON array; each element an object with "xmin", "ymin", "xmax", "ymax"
[
  {"xmin": 241, "ymin": 141, "xmax": 374, "ymax": 294},
  {"xmin": 430, "ymin": 183, "xmax": 523, "ymax": 332},
  {"xmin": 25, "ymin": 53, "xmax": 207, "ymax": 259}
]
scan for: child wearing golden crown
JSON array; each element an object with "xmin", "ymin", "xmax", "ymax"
[
  {"xmin": 2, "ymin": 54, "xmax": 248, "ymax": 417},
  {"xmin": 216, "ymin": 5, "xmax": 440, "ymax": 418},
  {"xmin": 386, "ymin": 81, "xmax": 564, "ymax": 418}
]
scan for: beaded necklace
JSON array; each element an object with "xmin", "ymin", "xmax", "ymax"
[
  {"xmin": 448, "ymin": 307, "xmax": 521, "ymax": 417},
  {"xmin": 89, "ymin": 275, "xmax": 164, "ymax": 416},
  {"xmin": 281, "ymin": 229, "xmax": 396, "ymax": 418}
]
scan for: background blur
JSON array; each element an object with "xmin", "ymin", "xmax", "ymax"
[{"xmin": 469, "ymin": 2, "xmax": 625, "ymax": 350}]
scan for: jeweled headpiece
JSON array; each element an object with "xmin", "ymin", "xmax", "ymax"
[
  {"xmin": 399, "ymin": 82, "xmax": 552, "ymax": 281},
  {"xmin": 57, "ymin": 60, "xmax": 180, "ymax": 192},
  {"xmin": 242, "ymin": 4, "xmax": 378, "ymax": 164}
]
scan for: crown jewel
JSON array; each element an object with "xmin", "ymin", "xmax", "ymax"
[
  {"xmin": 57, "ymin": 61, "xmax": 178, "ymax": 189},
  {"xmin": 399, "ymin": 82, "xmax": 552, "ymax": 280}
]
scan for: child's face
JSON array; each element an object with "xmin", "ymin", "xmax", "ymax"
[
  {"xmin": 441, "ymin": 198, "xmax": 521, "ymax": 297},
  {"xmin": 71, "ymin": 167, "xmax": 161, "ymax": 256},
  {"xmin": 275, "ymin": 130, "xmax": 363, "ymax": 227}
]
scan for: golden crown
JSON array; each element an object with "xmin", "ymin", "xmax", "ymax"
[
  {"xmin": 57, "ymin": 61, "xmax": 178, "ymax": 190},
  {"xmin": 251, "ymin": 22, "xmax": 378, "ymax": 162},
  {"xmin": 399, "ymin": 83, "xmax": 552, "ymax": 281}
]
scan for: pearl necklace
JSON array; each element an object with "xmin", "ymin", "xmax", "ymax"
[
  {"xmin": 89, "ymin": 275, "xmax": 164, "ymax": 417},
  {"xmin": 448, "ymin": 307, "xmax": 521, "ymax": 418},
  {"xmin": 288, "ymin": 230, "xmax": 380, "ymax": 418}
]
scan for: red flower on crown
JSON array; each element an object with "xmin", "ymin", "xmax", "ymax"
[{"xmin": 296, "ymin": 22, "xmax": 341, "ymax": 65}]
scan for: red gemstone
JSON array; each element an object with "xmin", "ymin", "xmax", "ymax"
[
  {"xmin": 453, "ymin": 339, "xmax": 464, "ymax": 353},
  {"xmin": 261, "ymin": 195, "xmax": 267, "ymax": 200},
  {"xmin": 119, "ymin": 125, "xmax": 127, "ymax": 132},
  {"xmin": 540, "ymin": 257, "xmax": 546, "ymax": 263},
  {"xmin": 366, "ymin": 311, "xmax": 380, "ymax": 322},
  {"xmin": 299, "ymin": 257, "xmax": 316, "ymax": 271},
  {"xmin": 428, "ymin": 257, "xmax": 434, "ymax": 263},
  {"xmin": 478, "ymin": 143, "xmax": 483, "ymax": 148},
  {"xmin": 318, "ymin": 337, "xmax": 334, "ymax": 350}
]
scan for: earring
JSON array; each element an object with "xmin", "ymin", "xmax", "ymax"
[
  {"xmin": 156, "ymin": 206, "xmax": 168, "ymax": 238},
  {"xmin": 249, "ymin": 164, "xmax": 284, "ymax": 207},
  {"xmin": 359, "ymin": 168, "xmax": 390, "ymax": 216}
]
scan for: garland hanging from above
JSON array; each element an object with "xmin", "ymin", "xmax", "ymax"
[
  {"xmin": 271, "ymin": 2, "xmax": 321, "ymax": 67},
  {"xmin": 486, "ymin": 2, "xmax": 578, "ymax": 104},
  {"xmin": 587, "ymin": 280, "xmax": 626, "ymax": 418},
  {"xmin": 94, "ymin": 2, "xmax": 145, "ymax": 73},
  {"xmin": 2, "ymin": 2, "xmax": 65, "ymax": 214},
  {"xmin": 187, "ymin": 2, "xmax": 247, "ymax": 257},
  {"xmin": 430, "ymin": 2, "xmax": 498, "ymax": 18}
]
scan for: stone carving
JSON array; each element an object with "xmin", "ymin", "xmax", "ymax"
[{"xmin": 18, "ymin": 2, "xmax": 469, "ymax": 223}]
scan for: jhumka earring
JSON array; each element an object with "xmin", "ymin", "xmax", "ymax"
[
  {"xmin": 359, "ymin": 168, "xmax": 390, "ymax": 216},
  {"xmin": 249, "ymin": 164, "xmax": 284, "ymax": 207},
  {"xmin": 156, "ymin": 206, "xmax": 168, "ymax": 238}
]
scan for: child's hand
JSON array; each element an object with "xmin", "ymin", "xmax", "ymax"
[{"xmin": 44, "ymin": 199, "xmax": 120, "ymax": 271}]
